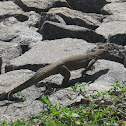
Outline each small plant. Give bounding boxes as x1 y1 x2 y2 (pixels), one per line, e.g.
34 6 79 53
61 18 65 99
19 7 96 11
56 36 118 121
14 91 26 101
1 81 126 126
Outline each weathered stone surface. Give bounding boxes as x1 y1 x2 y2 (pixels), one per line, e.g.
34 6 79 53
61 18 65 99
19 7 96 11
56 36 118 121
84 60 126 83
102 2 126 15
86 13 105 22
0 41 22 73
0 70 35 95
40 21 105 42
94 43 125 65
49 81 114 107
47 7 101 30
0 1 23 16
103 13 126 22
0 17 42 44
5 38 97 72
0 41 22 63
24 11 41 30
14 0 70 13
0 1 29 22
39 12 66 29
67 0 108 13
95 21 126 45
0 69 45 122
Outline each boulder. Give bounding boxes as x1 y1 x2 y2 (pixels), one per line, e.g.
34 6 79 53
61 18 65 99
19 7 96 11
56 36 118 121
5 38 97 72
94 43 126 65
24 11 41 30
0 41 22 73
14 0 70 13
0 41 22 63
0 1 28 22
49 81 114 107
40 21 105 42
0 17 42 45
0 69 44 122
39 12 66 29
103 13 126 22
102 2 126 15
66 0 108 13
46 7 101 30
84 60 126 84
95 21 126 45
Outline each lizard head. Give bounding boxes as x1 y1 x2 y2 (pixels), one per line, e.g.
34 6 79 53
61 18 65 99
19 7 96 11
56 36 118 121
94 49 110 59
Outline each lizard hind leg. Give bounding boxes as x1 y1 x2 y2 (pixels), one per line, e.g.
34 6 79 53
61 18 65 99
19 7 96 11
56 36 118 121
59 65 71 87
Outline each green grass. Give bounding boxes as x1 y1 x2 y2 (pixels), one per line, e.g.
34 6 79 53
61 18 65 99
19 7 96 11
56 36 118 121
0 81 126 126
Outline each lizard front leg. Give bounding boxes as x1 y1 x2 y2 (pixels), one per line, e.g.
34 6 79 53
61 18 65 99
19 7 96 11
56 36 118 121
82 58 98 76
59 65 71 87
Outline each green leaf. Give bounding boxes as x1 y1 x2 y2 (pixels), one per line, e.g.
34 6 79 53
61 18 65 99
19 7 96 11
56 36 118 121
42 96 49 104
71 113 79 118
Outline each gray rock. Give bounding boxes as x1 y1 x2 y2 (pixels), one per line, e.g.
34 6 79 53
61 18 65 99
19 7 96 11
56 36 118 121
0 41 22 73
0 1 28 22
0 41 22 63
102 2 126 15
5 38 97 72
14 0 70 13
0 69 35 95
47 7 101 30
0 1 23 16
103 13 126 22
40 21 105 42
24 11 41 30
95 21 126 45
49 81 114 107
0 69 45 122
86 13 105 22
39 12 66 29
84 59 126 83
67 0 108 13
94 43 125 65
0 17 42 44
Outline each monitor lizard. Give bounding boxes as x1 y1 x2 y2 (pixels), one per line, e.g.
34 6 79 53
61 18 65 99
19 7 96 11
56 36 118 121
0 49 109 100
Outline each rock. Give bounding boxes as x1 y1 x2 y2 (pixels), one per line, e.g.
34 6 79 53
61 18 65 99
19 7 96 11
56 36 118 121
102 2 126 15
94 43 125 65
46 7 101 30
40 21 105 42
49 87 84 107
0 70 35 95
0 41 22 73
5 38 97 72
84 81 113 95
0 41 22 63
67 0 108 13
14 0 70 13
49 80 114 107
0 69 45 122
95 21 126 45
103 13 126 22
84 60 126 84
24 11 41 30
86 13 105 22
0 1 28 22
39 12 66 29
0 17 42 45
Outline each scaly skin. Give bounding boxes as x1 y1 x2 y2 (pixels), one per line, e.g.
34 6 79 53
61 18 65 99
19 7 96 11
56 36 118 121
0 49 109 100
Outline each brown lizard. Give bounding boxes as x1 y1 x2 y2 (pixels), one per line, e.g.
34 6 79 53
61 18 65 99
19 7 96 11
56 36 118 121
0 49 109 100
